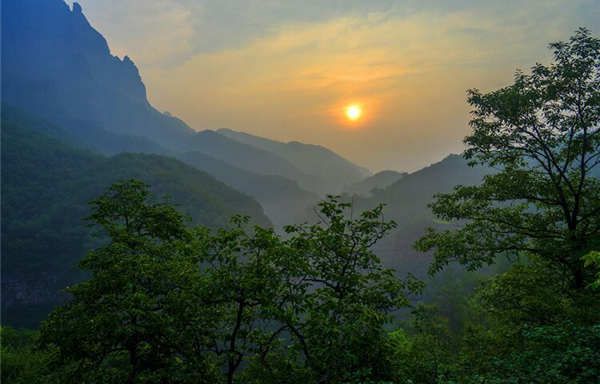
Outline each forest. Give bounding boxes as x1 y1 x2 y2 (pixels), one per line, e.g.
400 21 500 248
1 1 599 383
3 29 600 383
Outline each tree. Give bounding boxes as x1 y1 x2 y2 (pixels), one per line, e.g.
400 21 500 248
40 180 219 383
452 261 600 384
0 327 56 384
197 216 295 384
583 250 600 288
282 197 423 383
199 197 423 384
390 305 456 384
416 28 600 289
38 182 416 383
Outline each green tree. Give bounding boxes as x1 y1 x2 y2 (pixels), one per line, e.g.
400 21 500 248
37 182 416 384
583 250 600 288
197 216 300 384
391 305 456 384
283 197 423 383
414 29 600 384
453 263 600 383
416 28 600 288
39 180 219 383
1 327 56 384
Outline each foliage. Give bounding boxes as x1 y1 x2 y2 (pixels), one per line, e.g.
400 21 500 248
389 305 456 384
391 261 600 384
451 261 600 384
582 250 600 288
410 29 600 384
281 197 423 383
0 327 56 384
1 107 270 328
416 28 600 289
39 180 219 383
33 182 416 383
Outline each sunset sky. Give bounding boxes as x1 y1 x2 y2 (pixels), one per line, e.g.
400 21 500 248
68 0 599 172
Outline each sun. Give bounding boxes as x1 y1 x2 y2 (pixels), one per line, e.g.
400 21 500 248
345 104 362 121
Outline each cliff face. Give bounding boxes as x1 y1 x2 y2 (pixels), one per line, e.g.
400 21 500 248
2 0 193 149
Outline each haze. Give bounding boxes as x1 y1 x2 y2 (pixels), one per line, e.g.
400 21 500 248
67 0 598 171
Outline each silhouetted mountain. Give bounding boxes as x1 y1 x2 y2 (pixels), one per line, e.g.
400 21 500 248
1 0 347 202
1 107 270 327
177 151 319 228
218 128 371 194
0 0 492 299
186 130 313 184
344 170 407 196
355 155 490 276
2 0 195 150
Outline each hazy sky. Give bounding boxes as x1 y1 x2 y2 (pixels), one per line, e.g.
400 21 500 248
68 0 599 172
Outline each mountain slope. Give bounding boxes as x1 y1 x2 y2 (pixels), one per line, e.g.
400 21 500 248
344 170 407 196
0 0 324 191
218 128 370 194
185 130 311 182
355 155 490 276
177 151 319 228
1 108 270 327
2 0 195 150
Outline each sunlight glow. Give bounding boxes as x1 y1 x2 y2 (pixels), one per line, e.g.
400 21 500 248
345 104 362 121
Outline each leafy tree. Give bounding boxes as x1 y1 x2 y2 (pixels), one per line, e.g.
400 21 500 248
412 29 600 384
0 327 56 384
282 197 423 383
39 180 219 383
452 262 600 383
201 197 422 384
583 250 600 288
416 28 600 289
197 216 298 384
36 183 415 384
390 305 456 384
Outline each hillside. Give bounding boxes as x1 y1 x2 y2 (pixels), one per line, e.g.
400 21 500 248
1 109 270 327
218 128 370 194
0 0 337 198
356 155 490 275
344 170 407 196
184 130 312 185
177 151 319 227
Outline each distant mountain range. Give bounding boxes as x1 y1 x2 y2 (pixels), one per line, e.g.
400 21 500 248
343 170 407 196
218 128 371 194
1 106 270 327
0 0 491 328
176 150 318 228
2 0 368 197
355 154 490 276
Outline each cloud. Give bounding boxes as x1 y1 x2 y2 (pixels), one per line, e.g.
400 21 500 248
68 0 599 171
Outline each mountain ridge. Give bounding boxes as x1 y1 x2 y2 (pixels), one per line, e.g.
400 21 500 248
1 106 271 327
2 0 366 199
344 170 407 196
217 128 371 194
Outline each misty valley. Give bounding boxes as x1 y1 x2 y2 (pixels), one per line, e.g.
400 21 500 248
1 1 599 383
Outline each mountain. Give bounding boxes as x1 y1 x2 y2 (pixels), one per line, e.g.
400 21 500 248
344 170 407 196
218 128 371 194
177 151 319 228
1 107 270 327
354 155 490 276
2 0 351 196
2 0 194 150
184 130 313 185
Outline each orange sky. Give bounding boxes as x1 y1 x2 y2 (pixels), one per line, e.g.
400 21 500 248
70 0 599 171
